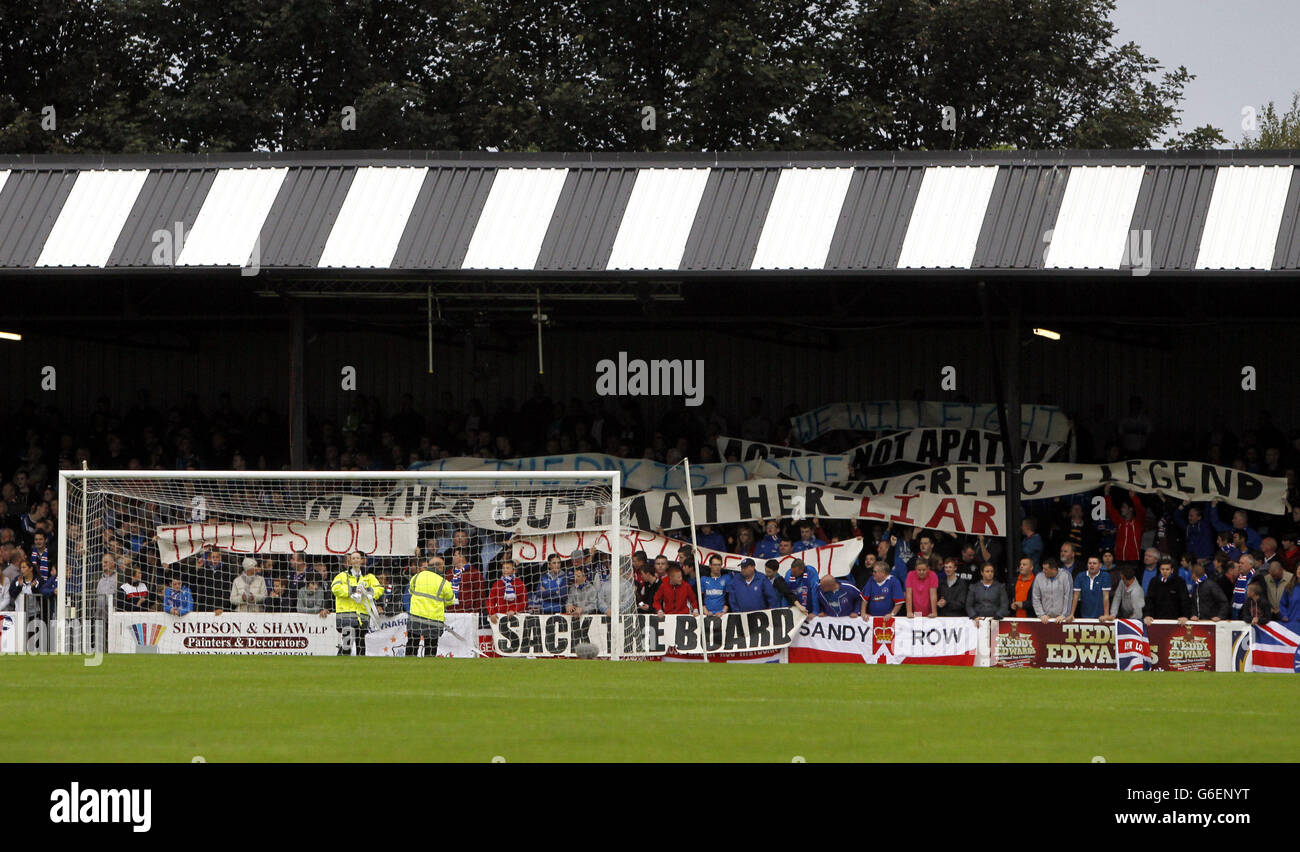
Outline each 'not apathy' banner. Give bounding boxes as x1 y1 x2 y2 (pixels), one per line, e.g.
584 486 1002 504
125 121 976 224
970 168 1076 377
717 428 1060 472
512 528 864 578
838 460 1285 513
790 401 1072 445
788 616 978 665
489 609 805 658
625 478 1004 537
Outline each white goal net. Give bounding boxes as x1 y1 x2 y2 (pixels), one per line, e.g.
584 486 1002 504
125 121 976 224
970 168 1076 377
58 470 629 657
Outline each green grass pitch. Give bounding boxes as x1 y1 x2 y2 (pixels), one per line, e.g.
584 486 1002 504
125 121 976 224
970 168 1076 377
5 656 1294 762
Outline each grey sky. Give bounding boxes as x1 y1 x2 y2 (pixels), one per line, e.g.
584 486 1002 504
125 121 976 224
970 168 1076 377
1111 0 1300 145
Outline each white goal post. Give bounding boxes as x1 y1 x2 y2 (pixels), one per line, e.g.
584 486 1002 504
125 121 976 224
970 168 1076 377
57 469 625 657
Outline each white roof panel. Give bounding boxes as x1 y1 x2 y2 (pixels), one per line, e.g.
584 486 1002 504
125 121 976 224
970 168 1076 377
1196 165 1293 269
606 168 709 270
461 168 568 269
176 168 288 266
896 166 998 268
1044 166 1145 269
751 168 855 269
35 170 149 267
317 167 427 268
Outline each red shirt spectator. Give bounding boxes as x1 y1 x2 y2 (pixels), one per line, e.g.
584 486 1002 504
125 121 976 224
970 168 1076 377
1105 487 1146 562
486 566 528 617
447 554 486 615
653 568 698 614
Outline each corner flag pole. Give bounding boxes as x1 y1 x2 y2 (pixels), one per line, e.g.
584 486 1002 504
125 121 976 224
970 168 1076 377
681 458 709 663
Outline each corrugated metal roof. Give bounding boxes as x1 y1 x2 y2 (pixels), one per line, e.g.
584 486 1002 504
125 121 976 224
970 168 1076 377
461 168 568 270
535 167 637 270
1127 165 1217 272
1196 166 1294 269
605 168 709 270
391 167 494 270
176 168 288 266
680 167 780 270
0 169 77 268
1273 168 1300 270
896 166 998 268
1043 166 1144 269
825 166 924 269
257 165 355 268
971 165 1068 269
750 168 854 269
107 168 216 267
35 170 148 267
317 167 426 268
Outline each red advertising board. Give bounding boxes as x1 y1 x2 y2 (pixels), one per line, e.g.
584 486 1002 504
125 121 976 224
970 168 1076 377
994 619 1116 669
1146 622 1216 671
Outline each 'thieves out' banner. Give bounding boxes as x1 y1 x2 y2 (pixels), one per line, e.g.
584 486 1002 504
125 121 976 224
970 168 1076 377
790 401 1073 445
155 519 418 564
788 616 977 665
489 608 806 658
625 479 1004 537
512 529 864 578
718 428 1061 470
411 455 794 490
839 460 1285 512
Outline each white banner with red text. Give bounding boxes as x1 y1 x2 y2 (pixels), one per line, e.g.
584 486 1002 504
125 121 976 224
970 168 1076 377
155 518 418 565
788 616 980 665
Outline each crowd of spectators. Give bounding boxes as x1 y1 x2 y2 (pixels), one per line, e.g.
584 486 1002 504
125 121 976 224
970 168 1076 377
2 388 1299 642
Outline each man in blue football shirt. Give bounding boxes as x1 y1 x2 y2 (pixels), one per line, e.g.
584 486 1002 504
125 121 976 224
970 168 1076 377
861 562 905 618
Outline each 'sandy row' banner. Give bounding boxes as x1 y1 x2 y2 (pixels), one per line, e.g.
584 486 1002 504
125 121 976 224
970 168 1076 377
411 454 802 490
994 619 1222 671
718 428 1061 470
838 459 1285 513
109 613 337 655
489 608 805 658
155 519 418 564
512 528 864 578
625 478 1003 537
790 401 1073 445
788 616 977 665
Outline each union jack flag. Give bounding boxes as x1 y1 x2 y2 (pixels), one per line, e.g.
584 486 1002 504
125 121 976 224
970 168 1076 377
1116 619 1151 671
1250 622 1300 674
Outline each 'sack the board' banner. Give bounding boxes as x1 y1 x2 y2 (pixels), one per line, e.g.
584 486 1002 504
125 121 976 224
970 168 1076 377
489 608 806 658
411 455 788 490
512 529 864 578
155 519 418 564
305 488 610 533
788 616 977 665
625 478 1003 537
837 460 1286 513
108 613 337 655
994 619 1117 669
790 401 1072 445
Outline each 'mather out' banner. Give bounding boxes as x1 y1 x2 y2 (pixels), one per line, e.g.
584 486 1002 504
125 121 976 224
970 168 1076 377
789 616 977 665
155 519 418 564
305 488 610 533
625 478 1003 537
490 609 806 658
513 529 864 578
790 401 1072 444
839 460 1285 512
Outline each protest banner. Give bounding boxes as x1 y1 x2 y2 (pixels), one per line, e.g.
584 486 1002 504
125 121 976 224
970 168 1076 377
489 609 805 658
512 528 863 577
411 454 783 490
790 401 1072 445
788 616 977 665
155 518 417 564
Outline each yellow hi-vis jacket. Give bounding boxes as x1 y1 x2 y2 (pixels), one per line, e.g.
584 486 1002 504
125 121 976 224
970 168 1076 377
407 569 456 622
331 570 385 616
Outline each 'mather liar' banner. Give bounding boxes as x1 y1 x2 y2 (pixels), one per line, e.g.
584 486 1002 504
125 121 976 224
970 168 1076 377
718 429 1061 471
490 609 806 657
411 455 790 490
155 519 418 564
839 460 1286 512
790 401 1073 445
513 529 864 578
625 479 1003 537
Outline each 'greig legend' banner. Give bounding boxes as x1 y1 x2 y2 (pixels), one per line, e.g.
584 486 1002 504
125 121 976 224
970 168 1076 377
513 528 864 578
490 609 806 658
791 401 1072 445
625 478 1003 536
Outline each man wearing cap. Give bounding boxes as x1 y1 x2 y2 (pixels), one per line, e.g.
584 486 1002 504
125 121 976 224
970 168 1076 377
331 551 385 656
726 558 779 612
229 557 268 613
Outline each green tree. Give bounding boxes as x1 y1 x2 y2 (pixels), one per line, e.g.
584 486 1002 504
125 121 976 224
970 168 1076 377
1165 124 1230 151
1239 92 1300 149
